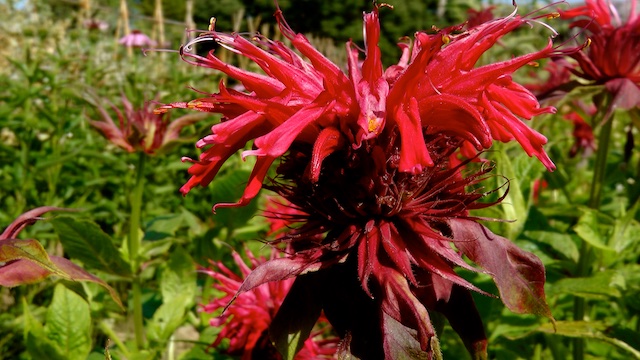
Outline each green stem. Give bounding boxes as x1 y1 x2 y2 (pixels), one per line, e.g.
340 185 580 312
573 108 614 360
129 152 146 350
98 321 131 359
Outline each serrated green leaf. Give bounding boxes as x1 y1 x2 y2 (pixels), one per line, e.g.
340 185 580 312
24 296 66 360
537 321 640 359
51 216 132 276
45 284 92 360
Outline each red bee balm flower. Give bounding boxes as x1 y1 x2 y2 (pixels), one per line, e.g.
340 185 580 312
559 0 640 107
162 4 557 359
87 94 206 154
158 5 562 210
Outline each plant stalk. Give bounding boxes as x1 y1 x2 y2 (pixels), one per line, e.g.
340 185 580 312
129 152 146 350
573 107 614 360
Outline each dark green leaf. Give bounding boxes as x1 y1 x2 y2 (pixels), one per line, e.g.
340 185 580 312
51 216 131 276
271 276 323 360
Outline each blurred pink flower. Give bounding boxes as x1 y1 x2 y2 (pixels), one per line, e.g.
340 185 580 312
119 30 156 48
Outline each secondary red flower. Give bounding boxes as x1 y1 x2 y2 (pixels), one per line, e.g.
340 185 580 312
87 94 206 154
158 4 562 210
201 249 337 360
559 0 640 107
564 103 596 158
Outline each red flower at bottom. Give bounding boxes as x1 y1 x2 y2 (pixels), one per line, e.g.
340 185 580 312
201 250 337 360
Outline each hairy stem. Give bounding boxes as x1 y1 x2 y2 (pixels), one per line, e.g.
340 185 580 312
129 152 146 350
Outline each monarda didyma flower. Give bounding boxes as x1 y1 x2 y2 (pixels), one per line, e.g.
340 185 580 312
160 3 563 359
87 94 206 155
559 0 640 108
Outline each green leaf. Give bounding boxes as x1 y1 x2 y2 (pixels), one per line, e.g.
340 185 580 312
22 297 65 360
144 214 184 241
537 321 640 359
573 209 615 252
493 148 529 239
51 216 132 276
146 293 191 344
523 231 579 262
610 198 640 252
45 284 92 360
160 246 196 304
548 271 622 299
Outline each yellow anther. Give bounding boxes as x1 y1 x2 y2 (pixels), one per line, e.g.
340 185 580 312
547 12 560 20
367 116 380 133
586 38 592 47
442 35 451 44
528 61 540 67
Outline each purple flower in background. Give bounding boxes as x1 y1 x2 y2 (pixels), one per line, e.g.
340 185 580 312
119 30 156 48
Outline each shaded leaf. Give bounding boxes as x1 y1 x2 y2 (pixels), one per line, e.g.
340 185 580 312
50 256 123 309
51 216 131 276
1 206 72 240
144 214 184 241
382 312 430 360
270 275 323 360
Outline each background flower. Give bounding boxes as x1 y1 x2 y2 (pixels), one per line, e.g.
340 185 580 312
87 94 206 154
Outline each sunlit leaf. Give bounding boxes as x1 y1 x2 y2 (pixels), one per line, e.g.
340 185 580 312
537 321 640 359
45 284 92 360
